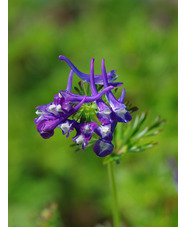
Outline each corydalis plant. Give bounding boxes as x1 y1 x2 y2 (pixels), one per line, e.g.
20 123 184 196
34 55 166 227
34 56 134 157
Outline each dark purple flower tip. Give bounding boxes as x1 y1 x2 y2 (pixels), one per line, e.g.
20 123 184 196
36 118 60 139
114 108 132 123
124 111 132 122
40 130 54 139
93 139 114 157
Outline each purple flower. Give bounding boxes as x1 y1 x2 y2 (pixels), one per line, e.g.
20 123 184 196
94 124 113 141
93 121 117 157
72 122 98 150
35 95 87 139
93 139 114 157
36 117 55 139
35 93 73 119
58 119 75 138
101 59 132 123
94 122 117 142
89 58 115 124
34 55 133 158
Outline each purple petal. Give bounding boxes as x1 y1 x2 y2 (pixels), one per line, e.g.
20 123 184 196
111 121 117 132
93 139 114 157
54 93 63 105
35 103 52 115
94 124 113 141
124 111 132 122
53 93 73 114
82 122 98 138
58 119 75 138
74 121 98 140
95 99 114 124
97 109 115 125
36 118 60 139
72 121 98 150
40 130 54 139
114 109 132 123
72 134 86 147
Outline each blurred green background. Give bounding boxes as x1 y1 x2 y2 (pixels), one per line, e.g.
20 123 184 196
8 0 178 226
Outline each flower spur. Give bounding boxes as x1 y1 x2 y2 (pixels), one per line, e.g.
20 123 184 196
59 55 123 87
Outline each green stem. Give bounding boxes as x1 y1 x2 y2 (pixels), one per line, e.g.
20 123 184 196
107 161 120 227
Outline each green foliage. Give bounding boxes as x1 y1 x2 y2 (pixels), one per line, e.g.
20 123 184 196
104 112 166 164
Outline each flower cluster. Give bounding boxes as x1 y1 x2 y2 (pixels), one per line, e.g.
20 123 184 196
34 56 132 157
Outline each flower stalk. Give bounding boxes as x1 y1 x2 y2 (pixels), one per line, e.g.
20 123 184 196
107 161 120 227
